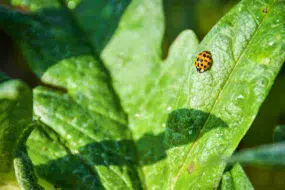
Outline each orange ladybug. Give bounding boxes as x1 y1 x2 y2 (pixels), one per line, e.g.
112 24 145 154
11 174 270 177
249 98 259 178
194 51 212 73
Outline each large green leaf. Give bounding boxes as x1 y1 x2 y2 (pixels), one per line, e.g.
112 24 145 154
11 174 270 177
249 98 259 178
1 0 284 189
1 0 200 188
102 0 165 112
131 30 199 188
0 1 141 189
103 0 284 189
103 0 285 188
102 0 200 188
164 0 284 189
0 79 42 189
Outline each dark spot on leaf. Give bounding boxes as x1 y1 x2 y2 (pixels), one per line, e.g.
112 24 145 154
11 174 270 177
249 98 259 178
262 7 267 13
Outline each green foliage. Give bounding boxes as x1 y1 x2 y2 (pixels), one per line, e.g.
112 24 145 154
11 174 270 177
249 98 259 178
0 80 32 172
221 164 253 190
229 143 285 166
274 125 285 142
0 0 284 189
0 72 9 83
228 124 285 167
0 79 42 189
14 123 44 190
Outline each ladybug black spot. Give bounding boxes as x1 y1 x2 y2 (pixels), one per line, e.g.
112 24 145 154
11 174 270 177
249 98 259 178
201 63 204 66
203 54 206 57
204 65 206 68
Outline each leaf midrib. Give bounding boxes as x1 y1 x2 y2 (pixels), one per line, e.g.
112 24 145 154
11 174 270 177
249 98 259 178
171 1 279 188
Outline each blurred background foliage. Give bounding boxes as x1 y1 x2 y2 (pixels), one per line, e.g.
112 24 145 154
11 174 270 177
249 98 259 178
0 0 284 189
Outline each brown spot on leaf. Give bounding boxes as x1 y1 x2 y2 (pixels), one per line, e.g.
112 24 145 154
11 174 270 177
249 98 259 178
187 162 195 174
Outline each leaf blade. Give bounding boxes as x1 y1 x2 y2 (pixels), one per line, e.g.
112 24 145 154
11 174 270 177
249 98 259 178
0 79 42 189
165 0 285 189
0 3 142 189
274 125 285 142
230 164 253 190
229 142 285 166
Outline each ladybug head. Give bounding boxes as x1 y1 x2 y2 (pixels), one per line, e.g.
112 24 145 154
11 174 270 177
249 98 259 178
196 67 204 73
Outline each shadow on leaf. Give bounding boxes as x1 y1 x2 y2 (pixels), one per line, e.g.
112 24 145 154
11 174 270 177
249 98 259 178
0 0 131 77
34 108 227 188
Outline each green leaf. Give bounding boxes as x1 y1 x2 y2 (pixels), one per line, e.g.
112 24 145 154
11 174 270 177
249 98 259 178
104 0 285 188
103 0 200 188
71 0 131 52
229 142 285 166
102 0 165 112
14 123 44 190
0 1 141 189
0 80 32 172
0 5 91 77
274 125 285 142
230 164 253 190
221 164 253 190
163 0 285 189
2 0 285 189
11 0 59 10
2 0 194 188
221 172 234 190
0 80 42 189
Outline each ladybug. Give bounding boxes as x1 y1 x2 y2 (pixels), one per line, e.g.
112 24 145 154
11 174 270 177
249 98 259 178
194 51 212 73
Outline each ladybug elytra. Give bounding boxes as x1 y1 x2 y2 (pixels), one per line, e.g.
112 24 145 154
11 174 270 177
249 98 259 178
194 51 212 73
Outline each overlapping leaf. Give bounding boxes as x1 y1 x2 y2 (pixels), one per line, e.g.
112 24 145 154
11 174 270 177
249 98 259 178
0 0 141 189
0 79 42 189
229 143 285 166
221 164 253 190
1 0 284 189
102 0 285 188
163 0 285 189
102 0 200 188
274 125 285 142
